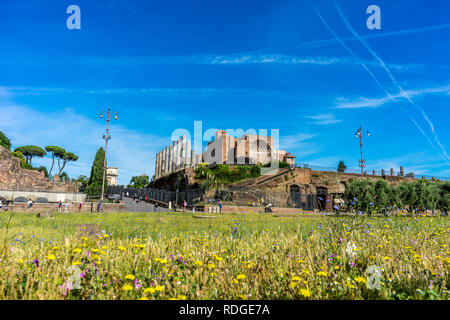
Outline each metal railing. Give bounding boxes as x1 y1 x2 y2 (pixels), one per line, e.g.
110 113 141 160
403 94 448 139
295 163 450 181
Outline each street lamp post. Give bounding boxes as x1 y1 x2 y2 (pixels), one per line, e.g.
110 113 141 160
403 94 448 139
100 108 118 203
355 127 370 176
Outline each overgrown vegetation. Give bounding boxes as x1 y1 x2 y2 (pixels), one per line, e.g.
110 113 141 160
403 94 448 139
344 178 450 215
195 164 261 184
0 212 448 300
0 130 11 150
195 161 291 185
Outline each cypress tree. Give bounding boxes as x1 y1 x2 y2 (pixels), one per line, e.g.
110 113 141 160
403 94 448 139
86 147 107 197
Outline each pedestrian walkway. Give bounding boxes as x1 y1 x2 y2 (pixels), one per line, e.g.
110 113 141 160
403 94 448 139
122 197 168 212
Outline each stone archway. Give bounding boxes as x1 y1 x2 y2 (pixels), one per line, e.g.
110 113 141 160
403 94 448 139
36 197 49 203
14 197 28 203
290 185 301 207
316 187 328 211
0 196 7 205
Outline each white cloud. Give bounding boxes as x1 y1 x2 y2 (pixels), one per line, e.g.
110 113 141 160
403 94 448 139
0 86 305 100
305 113 342 125
279 133 320 158
0 103 167 185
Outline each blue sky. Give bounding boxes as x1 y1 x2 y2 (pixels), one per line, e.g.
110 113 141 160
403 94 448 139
0 0 449 184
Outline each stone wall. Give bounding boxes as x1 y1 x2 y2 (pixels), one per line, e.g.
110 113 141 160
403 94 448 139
0 145 77 193
9 202 124 213
204 205 311 214
226 168 416 209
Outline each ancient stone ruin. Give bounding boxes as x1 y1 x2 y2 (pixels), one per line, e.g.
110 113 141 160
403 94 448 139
0 145 76 193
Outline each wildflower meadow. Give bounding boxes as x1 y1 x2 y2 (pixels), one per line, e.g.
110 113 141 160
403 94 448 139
0 211 448 300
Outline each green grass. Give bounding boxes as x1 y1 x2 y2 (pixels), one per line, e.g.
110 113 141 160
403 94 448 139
0 211 448 300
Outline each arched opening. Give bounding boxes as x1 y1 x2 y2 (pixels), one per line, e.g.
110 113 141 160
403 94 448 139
0 196 7 205
316 187 328 211
36 197 49 204
290 185 301 208
14 197 28 203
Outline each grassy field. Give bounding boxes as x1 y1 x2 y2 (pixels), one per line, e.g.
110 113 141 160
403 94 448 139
0 211 448 300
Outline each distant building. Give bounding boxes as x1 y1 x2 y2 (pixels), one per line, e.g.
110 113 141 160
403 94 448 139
106 167 118 186
154 130 295 179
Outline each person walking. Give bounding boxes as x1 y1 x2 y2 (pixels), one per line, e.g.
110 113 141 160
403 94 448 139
97 201 102 213
173 201 177 212
154 202 159 212
27 199 33 212
58 200 63 213
218 200 222 213
183 200 187 212
79 202 83 212
64 202 69 213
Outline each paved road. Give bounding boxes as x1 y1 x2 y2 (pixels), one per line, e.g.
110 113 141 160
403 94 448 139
122 197 168 212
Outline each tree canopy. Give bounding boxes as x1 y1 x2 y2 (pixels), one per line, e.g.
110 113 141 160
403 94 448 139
128 174 150 189
45 146 66 175
58 151 78 176
13 145 46 164
0 131 11 150
344 178 445 215
337 161 347 173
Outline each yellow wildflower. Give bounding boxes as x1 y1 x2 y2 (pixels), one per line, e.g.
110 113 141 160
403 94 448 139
300 288 311 297
122 284 133 291
144 288 156 294
354 276 367 284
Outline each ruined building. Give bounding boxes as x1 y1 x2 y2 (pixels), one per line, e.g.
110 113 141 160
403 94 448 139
154 130 295 180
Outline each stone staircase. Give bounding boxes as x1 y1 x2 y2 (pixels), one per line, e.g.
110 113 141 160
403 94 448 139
231 168 293 190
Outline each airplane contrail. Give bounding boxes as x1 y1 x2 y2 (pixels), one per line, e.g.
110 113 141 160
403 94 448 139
222 21 450 57
313 6 450 165
334 0 450 163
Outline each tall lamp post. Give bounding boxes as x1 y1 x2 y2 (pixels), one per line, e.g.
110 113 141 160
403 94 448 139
100 108 118 203
355 127 370 176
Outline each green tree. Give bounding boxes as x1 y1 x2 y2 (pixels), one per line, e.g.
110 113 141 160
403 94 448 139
0 131 11 150
373 179 400 215
438 182 450 215
343 178 375 215
57 151 78 176
337 161 347 173
86 148 107 197
399 180 440 214
13 145 46 165
45 146 66 175
37 166 49 178
72 175 89 192
128 174 150 189
59 172 69 182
